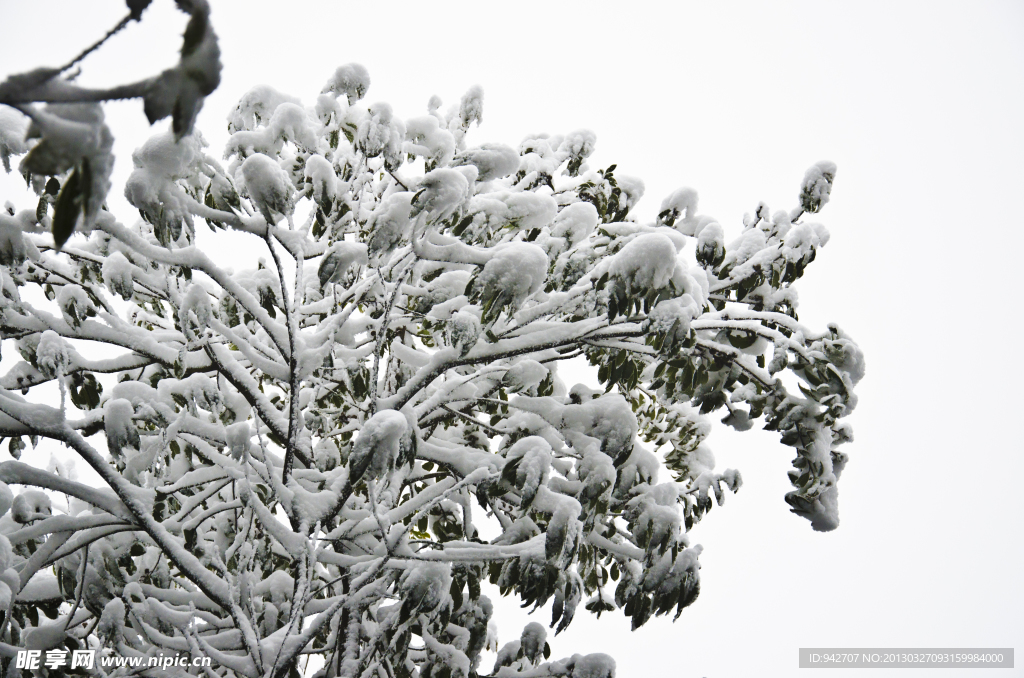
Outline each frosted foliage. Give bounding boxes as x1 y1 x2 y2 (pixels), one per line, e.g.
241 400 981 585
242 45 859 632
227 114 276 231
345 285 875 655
356 102 395 158
240 152 294 223
319 241 368 288
412 167 468 221
649 295 701 337
562 395 637 460
551 202 599 245
227 85 301 132
305 153 337 205
459 84 485 128
368 192 413 256
349 409 407 481
658 187 700 234
0 209 35 266
101 250 134 300
455 143 520 181
473 242 548 314
227 102 318 156
799 160 837 214
322 63 371 104
406 116 457 168
615 175 644 211
503 359 549 393
34 330 68 379
0 51 861 678
0 107 29 172
559 129 596 175
610 233 678 291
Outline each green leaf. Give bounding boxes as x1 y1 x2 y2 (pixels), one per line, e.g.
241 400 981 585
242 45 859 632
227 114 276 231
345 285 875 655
52 163 89 250
8 437 25 460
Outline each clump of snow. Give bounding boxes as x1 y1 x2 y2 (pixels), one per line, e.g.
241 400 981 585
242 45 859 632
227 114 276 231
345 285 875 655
226 421 251 460
610 233 678 292
458 85 484 129
502 360 548 393
446 310 481 355
411 168 468 222
35 330 69 379
658 187 699 232
0 107 29 172
787 482 840 532
399 562 451 614
240 153 294 223
368 192 413 257
627 487 681 554
356 102 395 157
722 227 767 270
101 251 135 300
454 143 520 182
551 202 599 246
504 193 557 230
782 222 830 262
0 209 36 266
124 130 207 232
493 640 522 672
11 490 51 524
473 242 548 312
822 326 866 385
648 295 701 338
405 116 456 168
561 394 637 460
227 102 318 156
676 443 715 481
616 175 645 213
313 439 341 472
505 436 552 507
416 269 470 314
571 653 615 678
558 130 597 175
578 449 616 505
695 221 725 267
520 621 546 662
253 569 294 605
24 620 68 651
318 241 368 289
322 63 371 104
227 85 301 133
349 409 408 481
95 596 125 644
57 284 94 327
180 283 213 334
799 160 837 214
105 399 140 457
0 534 11 572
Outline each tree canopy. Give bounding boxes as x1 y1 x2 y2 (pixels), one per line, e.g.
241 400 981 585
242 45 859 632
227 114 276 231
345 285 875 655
0 3 863 677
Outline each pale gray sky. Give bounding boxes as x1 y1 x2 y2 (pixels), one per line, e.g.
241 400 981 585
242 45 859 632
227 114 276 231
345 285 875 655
1 1 1022 676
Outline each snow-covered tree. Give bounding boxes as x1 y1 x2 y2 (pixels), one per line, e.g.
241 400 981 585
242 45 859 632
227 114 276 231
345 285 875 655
0 4 863 677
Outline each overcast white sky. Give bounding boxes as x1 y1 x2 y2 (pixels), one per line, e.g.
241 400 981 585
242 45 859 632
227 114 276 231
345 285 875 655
1 1 1022 676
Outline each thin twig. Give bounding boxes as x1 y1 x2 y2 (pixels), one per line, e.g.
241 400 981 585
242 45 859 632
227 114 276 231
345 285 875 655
64 542 89 632
56 13 134 76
